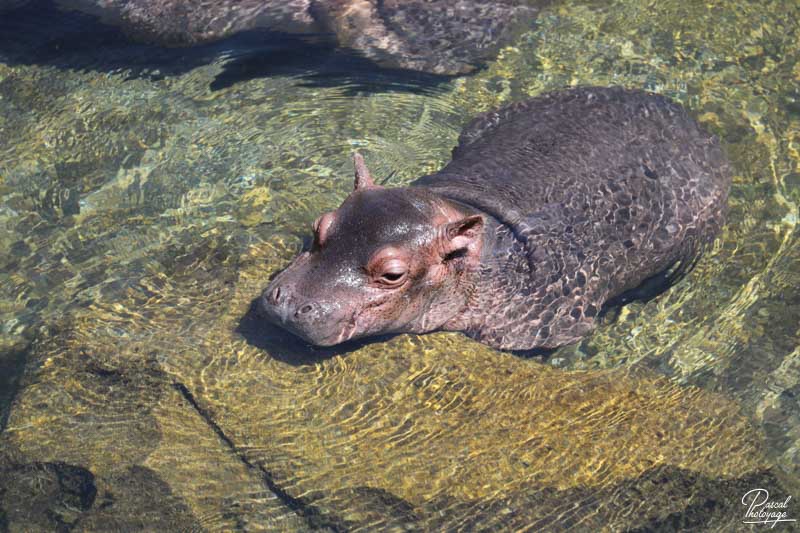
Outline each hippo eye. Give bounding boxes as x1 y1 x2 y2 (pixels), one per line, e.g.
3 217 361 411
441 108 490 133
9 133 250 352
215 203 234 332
373 259 408 287
377 271 406 287
382 271 404 282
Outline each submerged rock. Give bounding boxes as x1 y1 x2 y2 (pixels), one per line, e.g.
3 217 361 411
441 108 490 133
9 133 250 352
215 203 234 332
55 0 317 44
18 0 544 75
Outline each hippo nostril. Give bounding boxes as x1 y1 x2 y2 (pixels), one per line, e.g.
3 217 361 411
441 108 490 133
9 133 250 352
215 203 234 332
268 286 282 305
296 303 314 316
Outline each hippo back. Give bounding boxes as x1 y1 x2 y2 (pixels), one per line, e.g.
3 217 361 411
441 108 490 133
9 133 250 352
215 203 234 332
413 87 731 349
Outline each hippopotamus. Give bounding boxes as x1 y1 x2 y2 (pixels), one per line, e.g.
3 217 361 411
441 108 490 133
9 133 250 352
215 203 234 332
17 0 543 75
260 86 732 350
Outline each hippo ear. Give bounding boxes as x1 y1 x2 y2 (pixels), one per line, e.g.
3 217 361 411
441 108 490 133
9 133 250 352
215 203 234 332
352 152 377 190
441 215 484 256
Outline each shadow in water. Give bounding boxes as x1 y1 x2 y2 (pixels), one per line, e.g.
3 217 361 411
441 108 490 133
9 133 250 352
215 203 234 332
601 252 700 318
236 299 398 366
0 347 27 434
0 0 452 96
238 240 702 364
511 345 559 361
213 42 453 95
239 251 702 365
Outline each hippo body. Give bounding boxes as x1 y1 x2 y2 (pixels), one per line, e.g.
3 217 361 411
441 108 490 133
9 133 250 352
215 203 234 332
262 87 731 350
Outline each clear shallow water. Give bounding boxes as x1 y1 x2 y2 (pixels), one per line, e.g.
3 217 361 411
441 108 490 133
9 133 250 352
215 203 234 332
0 0 799 531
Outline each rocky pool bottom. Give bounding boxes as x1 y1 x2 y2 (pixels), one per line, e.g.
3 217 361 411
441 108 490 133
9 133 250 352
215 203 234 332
0 244 794 530
1 0 800 530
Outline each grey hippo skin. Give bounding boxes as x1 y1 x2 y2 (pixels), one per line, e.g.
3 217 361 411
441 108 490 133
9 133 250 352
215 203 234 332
14 0 543 75
261 86 732 351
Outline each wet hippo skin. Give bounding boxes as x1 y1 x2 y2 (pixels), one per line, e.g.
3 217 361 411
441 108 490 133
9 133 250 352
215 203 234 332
30 0 543 75
261 86 732 350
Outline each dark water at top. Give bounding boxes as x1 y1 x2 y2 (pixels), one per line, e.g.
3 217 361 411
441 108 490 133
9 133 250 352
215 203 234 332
0 0 799 531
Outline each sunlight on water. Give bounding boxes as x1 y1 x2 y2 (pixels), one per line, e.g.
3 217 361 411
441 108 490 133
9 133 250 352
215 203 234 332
1 0 799 530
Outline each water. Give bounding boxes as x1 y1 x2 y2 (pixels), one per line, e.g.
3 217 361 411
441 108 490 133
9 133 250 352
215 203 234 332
0 0 799 530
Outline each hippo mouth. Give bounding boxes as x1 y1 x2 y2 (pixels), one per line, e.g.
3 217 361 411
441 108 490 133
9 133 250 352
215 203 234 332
292 315 362 347
334 313 362 345
316 302 384 346
328 296 397 345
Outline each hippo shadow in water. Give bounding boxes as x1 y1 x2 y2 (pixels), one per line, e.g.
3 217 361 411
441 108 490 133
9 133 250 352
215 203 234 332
239 260 690 366
210 37 453 95
242 194 701 364
0 0 452 95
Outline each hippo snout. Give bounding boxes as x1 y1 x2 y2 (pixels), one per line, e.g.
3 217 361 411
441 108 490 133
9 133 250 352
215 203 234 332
261 284 318 322
259 281 348 345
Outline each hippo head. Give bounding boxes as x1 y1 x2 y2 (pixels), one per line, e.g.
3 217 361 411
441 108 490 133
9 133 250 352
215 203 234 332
260 154 484 346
